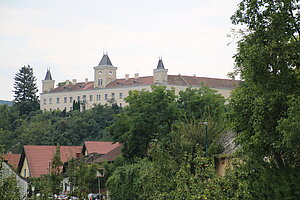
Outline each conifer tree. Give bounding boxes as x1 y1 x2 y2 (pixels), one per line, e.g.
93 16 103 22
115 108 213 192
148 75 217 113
13 65 39 114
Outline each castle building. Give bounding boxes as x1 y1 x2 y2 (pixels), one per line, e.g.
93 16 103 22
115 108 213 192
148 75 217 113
40 54 239 111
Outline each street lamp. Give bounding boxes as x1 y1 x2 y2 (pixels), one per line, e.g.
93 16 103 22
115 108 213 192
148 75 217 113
202 122 208 157
96 168 105 195
31 186 35 198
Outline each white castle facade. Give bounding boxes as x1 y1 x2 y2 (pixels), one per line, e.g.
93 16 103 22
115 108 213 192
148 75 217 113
40 54 239 111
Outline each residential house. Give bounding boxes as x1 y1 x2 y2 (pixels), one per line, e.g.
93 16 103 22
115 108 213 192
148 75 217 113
3 153 21 169
62 142 122 195
1 161 29 199
82 141 122 156
18 145 82 178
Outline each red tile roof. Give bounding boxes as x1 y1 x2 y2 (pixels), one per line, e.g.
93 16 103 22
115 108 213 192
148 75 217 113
19 145 82 177
48 75 239 93
83 141 122 155
169 75 240 89
50 81 94 93
3 154 21 169
97 145 122 162
106 76 154 88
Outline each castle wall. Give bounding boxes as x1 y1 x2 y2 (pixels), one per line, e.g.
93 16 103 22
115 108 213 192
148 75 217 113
40 84 232 111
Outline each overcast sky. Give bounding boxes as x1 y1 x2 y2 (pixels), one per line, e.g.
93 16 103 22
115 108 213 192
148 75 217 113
0 0 242 101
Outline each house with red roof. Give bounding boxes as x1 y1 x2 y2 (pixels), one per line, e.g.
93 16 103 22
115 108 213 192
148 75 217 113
18 145 82 178
82 141 122 156
3 153 21 169
40 54 240 112
62 142 122 195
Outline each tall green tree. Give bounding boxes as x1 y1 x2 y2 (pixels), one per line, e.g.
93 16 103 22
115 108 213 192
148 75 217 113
229 0 299 169
13 65 39 115
49 146 63 195
228 0 300 198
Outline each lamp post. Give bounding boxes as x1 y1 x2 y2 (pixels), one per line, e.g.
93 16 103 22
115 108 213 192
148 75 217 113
96 169 105 195
202 122 208 157
31 186 35 198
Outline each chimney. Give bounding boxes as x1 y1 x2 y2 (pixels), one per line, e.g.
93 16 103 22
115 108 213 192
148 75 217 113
134 73 139 79
72 79 77 84
85 78 88 84
66 80 71 85
125 74 129 80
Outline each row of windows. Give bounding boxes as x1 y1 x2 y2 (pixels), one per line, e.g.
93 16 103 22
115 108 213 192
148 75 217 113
43 102 123 112
43 93 124 105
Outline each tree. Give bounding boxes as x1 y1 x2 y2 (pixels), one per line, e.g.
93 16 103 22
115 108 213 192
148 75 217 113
72 100 80 111
229 0 299 169
107 159 149 200
67 159 98 199
228 0 300 198
13 65 39 115
109 86 178 159
49 146 63 195
178 86 226 121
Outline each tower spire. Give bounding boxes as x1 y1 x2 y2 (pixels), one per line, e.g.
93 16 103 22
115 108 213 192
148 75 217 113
156 57 165 69
44 69 53 80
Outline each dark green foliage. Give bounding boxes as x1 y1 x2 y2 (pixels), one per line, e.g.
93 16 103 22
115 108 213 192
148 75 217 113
49 146 63 195
107 122 249 200
72 100 80 111
109 86 178 159
229 0 299 168
13 65 39 115
227 0 300 198
107 159 150 200
110 85 226 160
67 159 98 199
29 176 51 199
178 86 226 121
0 104 121 153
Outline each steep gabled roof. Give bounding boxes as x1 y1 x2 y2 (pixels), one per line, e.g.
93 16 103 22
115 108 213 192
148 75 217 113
3 154 21 169
156 58 165 69
18 145 82 177
83 141 122 155
97 144 122 162
44 69 53 80
99 54 113 66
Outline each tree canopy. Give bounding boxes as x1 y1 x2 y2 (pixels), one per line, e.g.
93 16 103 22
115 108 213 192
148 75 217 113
227 0 300 198
109 85 226 160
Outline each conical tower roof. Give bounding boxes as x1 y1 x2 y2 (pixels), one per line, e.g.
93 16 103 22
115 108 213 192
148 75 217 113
44 69 53 80
99 54 113 66
156 58 165 69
